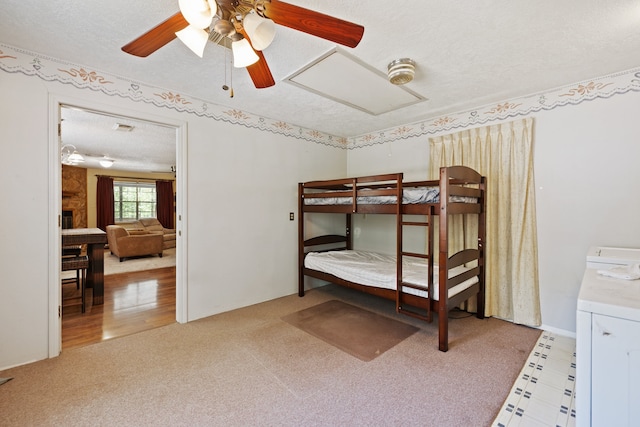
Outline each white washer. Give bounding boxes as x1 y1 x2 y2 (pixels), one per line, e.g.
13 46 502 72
576 247 640 427
585 246 640 269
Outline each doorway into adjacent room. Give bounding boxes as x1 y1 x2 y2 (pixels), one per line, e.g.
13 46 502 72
56 104 184 351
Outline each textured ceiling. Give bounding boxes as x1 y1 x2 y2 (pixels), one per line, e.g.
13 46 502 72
61 107 177 173
3 0 640 171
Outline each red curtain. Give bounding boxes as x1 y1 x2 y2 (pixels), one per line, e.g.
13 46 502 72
96 176 114 231
156 180 174 229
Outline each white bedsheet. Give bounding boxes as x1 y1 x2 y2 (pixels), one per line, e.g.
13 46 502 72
304 186 440 205
304 250 478 300
304 186 475 206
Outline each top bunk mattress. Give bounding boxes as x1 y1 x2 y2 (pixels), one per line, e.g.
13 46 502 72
304 250 478 300
303 187 475 206
304 186 439 205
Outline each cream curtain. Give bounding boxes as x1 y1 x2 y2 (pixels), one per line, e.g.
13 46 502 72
429 117 541 326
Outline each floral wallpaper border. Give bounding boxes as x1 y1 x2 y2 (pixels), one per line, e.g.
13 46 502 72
350 73 640 149
0 43 348 148
2 43 639 150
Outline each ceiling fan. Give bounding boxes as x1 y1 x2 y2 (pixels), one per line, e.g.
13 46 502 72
121 0 365 89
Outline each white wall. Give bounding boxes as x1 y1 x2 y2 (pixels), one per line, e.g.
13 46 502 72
347 90 640 335
534 92 640 334
0 71 346 370
0 74 50 367
183 112 345 319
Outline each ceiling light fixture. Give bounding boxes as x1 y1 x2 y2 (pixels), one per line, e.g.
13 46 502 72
178 0 218 29
176 0 275 68
123 1 365 91
242 11 276 51
387 58 416 85
176 25 209 57
67 152 85 164
99 157 115 168
231 37 259 67
61 144 85 165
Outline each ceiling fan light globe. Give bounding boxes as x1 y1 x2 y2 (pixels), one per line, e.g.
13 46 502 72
99 159 114 168
176 26 209 57
67 151 85 164
178 0 216 29
243 12 276 51
207 0 218 17
232 38 259 68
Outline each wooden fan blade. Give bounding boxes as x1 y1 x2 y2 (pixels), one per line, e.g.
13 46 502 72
238 28 275 88
263 0 364 48
246 50 276 88
121 12 188 57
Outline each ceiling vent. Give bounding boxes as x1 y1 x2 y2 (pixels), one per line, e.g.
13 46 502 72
112 123 135 132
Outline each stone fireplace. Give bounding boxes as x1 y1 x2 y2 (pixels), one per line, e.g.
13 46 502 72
62 164 87 228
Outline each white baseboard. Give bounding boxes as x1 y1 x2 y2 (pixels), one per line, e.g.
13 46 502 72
538 324 576 339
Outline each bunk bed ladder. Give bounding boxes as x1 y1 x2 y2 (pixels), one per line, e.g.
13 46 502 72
396 206 436 322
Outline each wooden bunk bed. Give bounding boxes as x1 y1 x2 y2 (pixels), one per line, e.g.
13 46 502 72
298 165 486 352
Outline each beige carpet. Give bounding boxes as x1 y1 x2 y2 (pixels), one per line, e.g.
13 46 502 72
0 284 541 426
283 300 418 361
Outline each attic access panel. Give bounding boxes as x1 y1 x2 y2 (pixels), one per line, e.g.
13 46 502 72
284 48 426 115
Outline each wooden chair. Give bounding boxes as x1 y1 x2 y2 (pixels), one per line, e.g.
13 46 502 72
62 245 82 257
61 255 89 313
61 245 83 289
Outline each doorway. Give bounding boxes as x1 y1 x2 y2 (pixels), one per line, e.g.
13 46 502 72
50 99 187 356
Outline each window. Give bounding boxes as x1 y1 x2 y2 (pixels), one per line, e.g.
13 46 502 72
114 181 156 222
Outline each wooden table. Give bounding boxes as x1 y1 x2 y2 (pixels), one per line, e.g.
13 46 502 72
62 228 107 305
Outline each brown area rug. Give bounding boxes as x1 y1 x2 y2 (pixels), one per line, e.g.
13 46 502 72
282 299 419 361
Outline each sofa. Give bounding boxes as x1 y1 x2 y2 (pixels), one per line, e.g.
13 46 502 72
119 218 176 249
106 225 164 262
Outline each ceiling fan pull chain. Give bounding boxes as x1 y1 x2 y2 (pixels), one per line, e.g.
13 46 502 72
230 52 234 98
222 45 229 91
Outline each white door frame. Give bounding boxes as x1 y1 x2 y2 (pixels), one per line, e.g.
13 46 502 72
48 94 188 357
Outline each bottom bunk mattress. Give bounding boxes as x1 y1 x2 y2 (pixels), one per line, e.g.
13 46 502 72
304 250 478 300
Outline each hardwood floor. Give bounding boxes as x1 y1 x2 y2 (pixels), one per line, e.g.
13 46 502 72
61 266 176 351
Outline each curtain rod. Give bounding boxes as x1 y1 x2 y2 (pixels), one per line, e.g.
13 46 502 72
95 174 174 182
